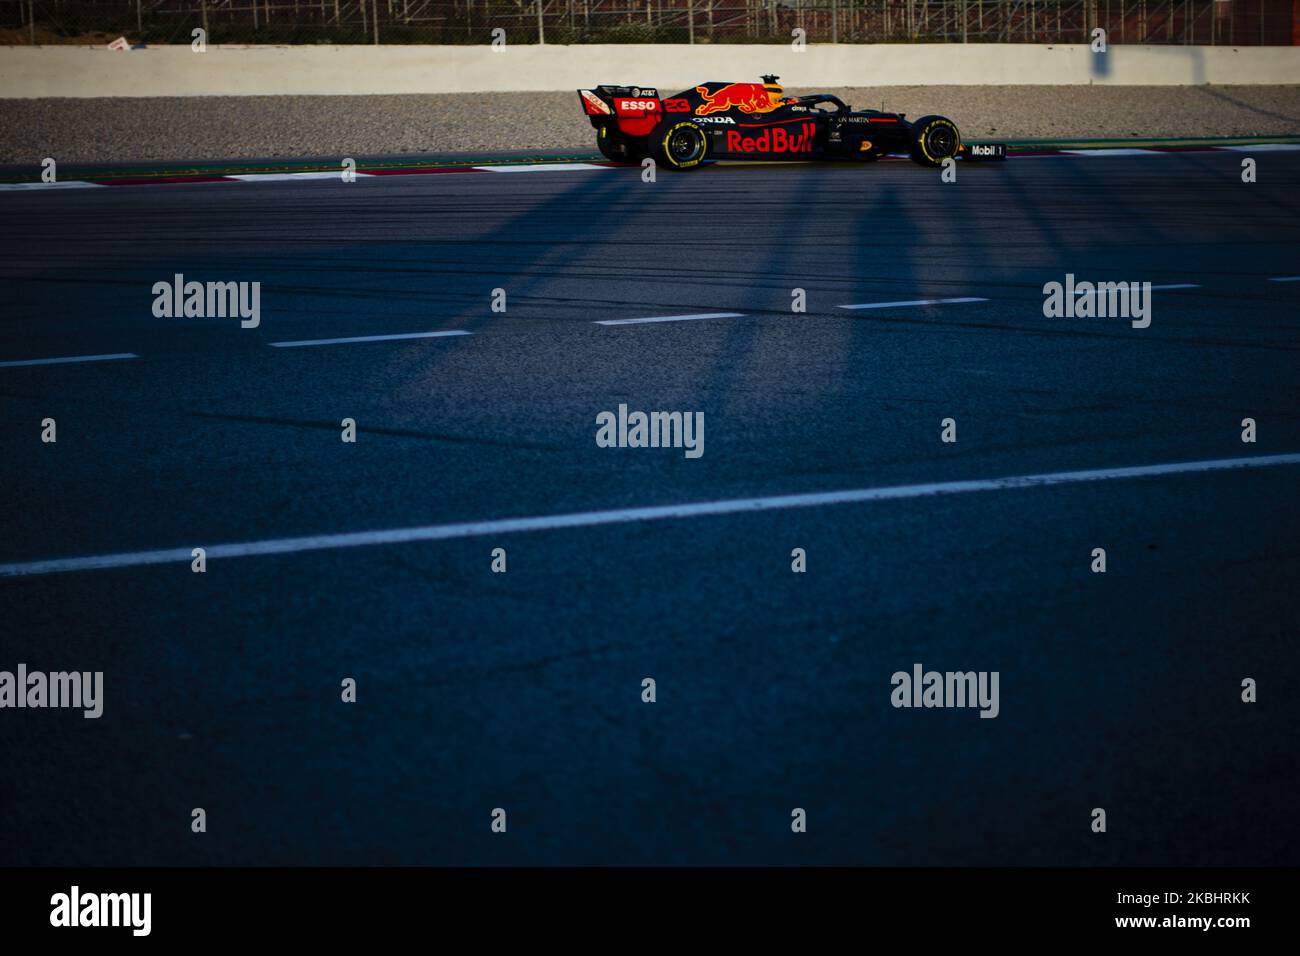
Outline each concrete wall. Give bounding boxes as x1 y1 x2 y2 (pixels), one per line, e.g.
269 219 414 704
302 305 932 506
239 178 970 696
3 43 1298 98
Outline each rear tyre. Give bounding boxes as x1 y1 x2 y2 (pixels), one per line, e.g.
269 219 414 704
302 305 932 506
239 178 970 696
908 115 961 167
651 121 708 171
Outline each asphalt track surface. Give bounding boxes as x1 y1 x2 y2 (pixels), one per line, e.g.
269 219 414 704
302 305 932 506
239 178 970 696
2 152 1298 866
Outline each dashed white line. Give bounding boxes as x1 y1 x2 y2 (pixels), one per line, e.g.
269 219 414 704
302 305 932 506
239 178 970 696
596 312 745 326
1074 284 1197 292
3 452 1297 579
269 330 471 348
0 352 138 369
838 297 988 310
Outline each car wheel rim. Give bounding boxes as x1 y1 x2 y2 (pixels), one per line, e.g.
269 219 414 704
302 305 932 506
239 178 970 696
926 125 956 158
669 130 703 163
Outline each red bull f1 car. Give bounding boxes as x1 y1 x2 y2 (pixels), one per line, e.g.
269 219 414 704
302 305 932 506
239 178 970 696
578 75 1006 170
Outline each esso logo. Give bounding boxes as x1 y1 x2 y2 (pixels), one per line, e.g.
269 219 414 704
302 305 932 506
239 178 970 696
616 99 659 113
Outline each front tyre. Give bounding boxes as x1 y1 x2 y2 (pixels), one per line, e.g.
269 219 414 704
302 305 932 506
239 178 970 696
909 115 961 167
651 121 708 171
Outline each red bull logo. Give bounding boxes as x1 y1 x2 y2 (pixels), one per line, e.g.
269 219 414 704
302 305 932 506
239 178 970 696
695 83 782 116
726 122 817 155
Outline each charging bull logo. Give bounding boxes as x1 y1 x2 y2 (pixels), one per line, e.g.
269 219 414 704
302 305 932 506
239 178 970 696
726 122 817 155
695 83 782 116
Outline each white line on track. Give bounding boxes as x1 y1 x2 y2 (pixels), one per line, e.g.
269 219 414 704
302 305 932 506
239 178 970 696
596 312 745 326
0 352 138 368
838 297 988 310
1074 284 1198 293
3 452 1297 579
228 172 376 182
1268 276 1300 282
269 330 471 348
0 181 106 191
1222 144 1300 152
1061 148 1159 157
475 163 612 173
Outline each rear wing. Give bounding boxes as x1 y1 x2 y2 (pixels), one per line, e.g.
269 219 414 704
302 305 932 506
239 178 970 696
578 86 662 138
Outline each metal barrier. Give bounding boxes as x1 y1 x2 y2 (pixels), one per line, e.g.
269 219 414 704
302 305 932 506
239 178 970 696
1 0 1295 46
